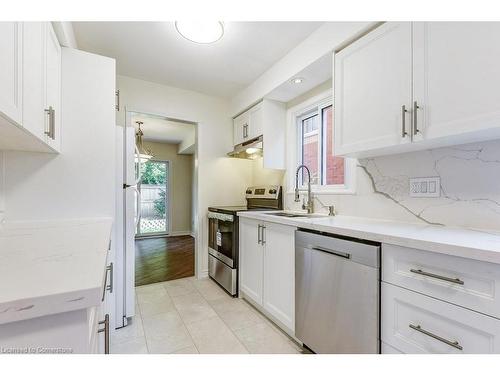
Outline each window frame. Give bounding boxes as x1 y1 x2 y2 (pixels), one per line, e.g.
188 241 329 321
287 90 356 195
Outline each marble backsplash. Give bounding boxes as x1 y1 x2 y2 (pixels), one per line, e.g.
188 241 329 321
285 139 500 232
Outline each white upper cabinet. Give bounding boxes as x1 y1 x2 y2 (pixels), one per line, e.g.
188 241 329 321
233 110 249 145
334 22 413 157
0 22 61 153
0 22 23 125
44 23 62 152
232 99 286 169
22 22 46 141
412 22 500 145
334 22 500 158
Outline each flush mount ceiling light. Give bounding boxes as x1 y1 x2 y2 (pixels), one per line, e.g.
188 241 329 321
175 21 224 44
290 77 304 84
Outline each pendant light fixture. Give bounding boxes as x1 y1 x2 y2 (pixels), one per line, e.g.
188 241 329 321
135 121 154 163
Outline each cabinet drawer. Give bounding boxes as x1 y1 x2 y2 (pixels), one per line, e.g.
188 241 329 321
382 282 500 354
382 244 500 318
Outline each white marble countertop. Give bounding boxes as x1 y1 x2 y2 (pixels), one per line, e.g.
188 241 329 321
237 211 500 265
0 217 113 325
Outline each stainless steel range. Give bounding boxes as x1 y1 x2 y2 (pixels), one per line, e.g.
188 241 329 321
207 185 283 295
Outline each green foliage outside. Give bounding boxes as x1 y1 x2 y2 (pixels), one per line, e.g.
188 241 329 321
139 161 167 217
140 161 167 185
154 189 167 217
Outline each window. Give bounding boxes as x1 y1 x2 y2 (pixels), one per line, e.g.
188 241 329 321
295 100 349 190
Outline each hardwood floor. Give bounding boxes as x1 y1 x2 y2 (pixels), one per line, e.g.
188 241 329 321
135 235 194 287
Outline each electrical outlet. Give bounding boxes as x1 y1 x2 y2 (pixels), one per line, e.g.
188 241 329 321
409 177 440 198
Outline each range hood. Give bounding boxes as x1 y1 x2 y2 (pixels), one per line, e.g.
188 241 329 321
227 136 263 160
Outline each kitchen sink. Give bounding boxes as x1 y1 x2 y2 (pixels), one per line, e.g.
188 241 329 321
264 212 328 218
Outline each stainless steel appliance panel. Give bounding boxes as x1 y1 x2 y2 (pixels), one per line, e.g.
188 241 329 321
295 230 380 354
209 255 237 295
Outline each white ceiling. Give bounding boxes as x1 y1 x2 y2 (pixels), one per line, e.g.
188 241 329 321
132 112 195 149
72 22 323 98
266 53 332 103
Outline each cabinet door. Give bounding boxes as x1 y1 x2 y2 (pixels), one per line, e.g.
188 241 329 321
44 23 62 152
239 218 264 305
0 22 23 125
334 22 412 157
262 222 295 331
413 22 500 144
247 103 263 140
233 111 248 145
22 22 46 141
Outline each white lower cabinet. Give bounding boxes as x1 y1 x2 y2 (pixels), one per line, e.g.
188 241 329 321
239 218 295 332
239 218 264 305
382 282 500 354
262 222 295 330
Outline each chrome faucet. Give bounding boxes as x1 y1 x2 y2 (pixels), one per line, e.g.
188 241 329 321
294 165 313 214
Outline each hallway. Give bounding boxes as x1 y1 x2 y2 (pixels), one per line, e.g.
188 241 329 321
135 236 195 286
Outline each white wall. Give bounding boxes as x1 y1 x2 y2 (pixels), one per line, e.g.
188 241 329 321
116 75 253 277
3 49 116 222
230 22 376 115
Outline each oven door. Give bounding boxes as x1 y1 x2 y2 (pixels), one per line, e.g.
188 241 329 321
208 212 236 268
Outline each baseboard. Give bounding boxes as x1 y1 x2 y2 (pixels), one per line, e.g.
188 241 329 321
169 231 192 237
198 269 209 279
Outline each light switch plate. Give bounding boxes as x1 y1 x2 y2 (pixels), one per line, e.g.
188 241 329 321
409 177 440 198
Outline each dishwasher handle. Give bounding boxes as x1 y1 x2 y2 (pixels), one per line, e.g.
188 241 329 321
312 246 351 259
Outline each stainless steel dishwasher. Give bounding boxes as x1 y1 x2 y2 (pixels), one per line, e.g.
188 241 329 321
295 229 380 354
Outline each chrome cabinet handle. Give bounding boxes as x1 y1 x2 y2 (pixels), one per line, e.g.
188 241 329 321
413 101 420 135
261 225 266 245
115 89 120 111
401 105 408 138
101 263 114 301
44 106 55 139
409 323 463 351
106 262 114 294
257 224 262 244
243 123 248 138
98 314 110 354
410 268 464 285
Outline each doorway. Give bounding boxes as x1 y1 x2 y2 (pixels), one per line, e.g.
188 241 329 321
136 160 169 237
130 112 197 287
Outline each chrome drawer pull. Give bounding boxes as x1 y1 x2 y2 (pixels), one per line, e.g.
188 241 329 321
312 246 351 259
410 268 464 285
409 323 463 351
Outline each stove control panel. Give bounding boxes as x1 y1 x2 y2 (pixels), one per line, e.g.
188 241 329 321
245 185 281 199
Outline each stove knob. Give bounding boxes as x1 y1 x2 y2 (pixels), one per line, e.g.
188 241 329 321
269 189 277 194
246 189 252 194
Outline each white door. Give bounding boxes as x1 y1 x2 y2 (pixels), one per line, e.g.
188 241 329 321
44 23 61 152
413 22 500 144
239 218 264 305
22 22 46 141
334 22 413 157
247 102 263 140
262 222 295 331
0 22 23 125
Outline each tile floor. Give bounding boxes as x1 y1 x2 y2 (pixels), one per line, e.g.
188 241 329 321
110 276 304 354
